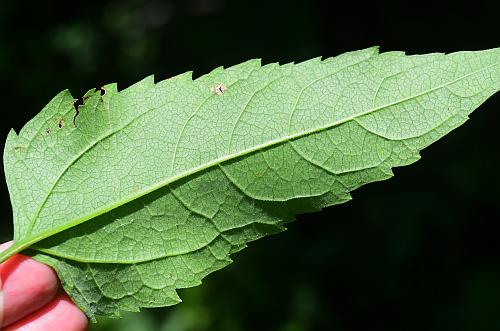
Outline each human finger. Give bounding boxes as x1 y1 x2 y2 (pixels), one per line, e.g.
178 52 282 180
4 291 88 331
0 241 59 327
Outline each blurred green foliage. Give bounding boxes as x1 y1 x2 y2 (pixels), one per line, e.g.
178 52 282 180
0 0 499 330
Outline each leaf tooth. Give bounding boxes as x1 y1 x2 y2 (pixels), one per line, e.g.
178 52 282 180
101 83 118 95
120 75 155 94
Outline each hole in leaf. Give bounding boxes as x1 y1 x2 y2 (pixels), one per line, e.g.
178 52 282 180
57 117 64 129
73 98 84 126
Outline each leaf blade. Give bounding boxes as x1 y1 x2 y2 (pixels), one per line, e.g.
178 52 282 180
3 46 499 319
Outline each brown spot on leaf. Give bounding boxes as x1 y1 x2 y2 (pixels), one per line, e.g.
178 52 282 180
45 127 51 135
211 84 227 95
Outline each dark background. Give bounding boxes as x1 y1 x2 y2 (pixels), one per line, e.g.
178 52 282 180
0 0 499 330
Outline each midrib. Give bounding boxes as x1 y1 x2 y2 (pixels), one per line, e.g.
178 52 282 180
20 61 498 256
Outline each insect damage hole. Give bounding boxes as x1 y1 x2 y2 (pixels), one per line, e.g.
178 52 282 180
211 84 227 95
73 98 84 126
57 117 65 129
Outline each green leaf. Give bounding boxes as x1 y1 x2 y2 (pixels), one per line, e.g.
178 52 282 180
1 47 499 320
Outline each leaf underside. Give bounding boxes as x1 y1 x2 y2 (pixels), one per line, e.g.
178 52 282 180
3 47 499 319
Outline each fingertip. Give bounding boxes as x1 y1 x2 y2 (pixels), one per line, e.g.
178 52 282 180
59 292 89 331
1 252 59 327
4 291 88 331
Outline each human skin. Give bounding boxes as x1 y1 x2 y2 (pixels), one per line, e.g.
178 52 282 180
0 242 88 330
